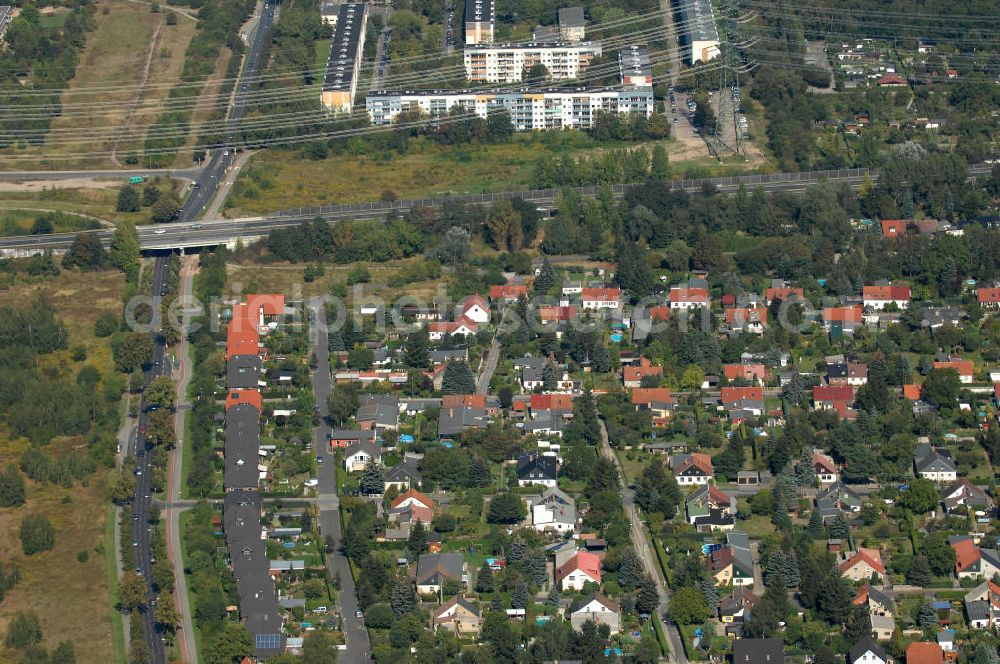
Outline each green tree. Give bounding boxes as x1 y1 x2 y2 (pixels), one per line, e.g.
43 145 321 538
4 611 42 649
901 478 940 515
114 332 154 373
205 623 253 664
0 464 25 507
921 368 961 408
117 186 141 212
922 532 957 576
636 576 659 615
511 579 529 610
19 514 54 555
669 586 710 625
117 571 147 611
51 641 76 664
907 554 932 586
326 383 358 425
973 643 998 664
359 460 384 495
62 232 107 269
109 223 140 280
302 631 338 664
534 257 556 293
844 604 873 644
155 601 179 634
144 376 176 410
151 195 181 224
30 215 54 235
476 562 494 593
486 493 526 524
650 144 669 180
918 602 938 628
442 360 476 394
404 326 430 368
142 185 161 207
618 549 644 589
408 520 428 555
391 575 417 617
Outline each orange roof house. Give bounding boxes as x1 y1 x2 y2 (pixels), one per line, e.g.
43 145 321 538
878 73 907 86
581 287 622 306
246 293 286 318
839 548 885 580
490 284 529 300
539 306 578 322
952 538 981 575
631 387 673 407
670 286 710 306
881 219 907 237
823 305 863 329
906 642 944 664
978 287 1000 307
391 488 435 511
863 285 911 306
764 286 804 303
555 551 602 588
724 307 767 329
723 364 767 383
903 384 922 401
933 359 974 382
442 394 486 409
530 393 574 411
225 389 262 411
623 358 663 387
720 386 764 405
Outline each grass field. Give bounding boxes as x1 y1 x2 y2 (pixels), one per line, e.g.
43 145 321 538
0 0 198 170
222 133 758 216
0 178 183 227
0 209 103 237
0 268 127 663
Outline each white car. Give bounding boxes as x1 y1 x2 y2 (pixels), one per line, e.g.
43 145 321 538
304 479 319 487
153 229 166 234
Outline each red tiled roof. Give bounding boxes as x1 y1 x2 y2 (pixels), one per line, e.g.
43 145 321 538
624 364 663 384
814 385 855 402
531 393 574 411
904 384 922 400
539 305 578 322
764 286 804 302
953 538 981 573
461 294 489 312
390 488 435 510
246 293 285 317
881 220 907 237
934 359 973 376
489 284 528 300
582 287 621 302
721 386 763 403
863 285 911 301
839 547 885 575
442 394 486 408
980 288 1000 304
631 387 672 406
878 73 907 86
823 306 863 323
723 364 767 381
556 551 602 584
225 389 262 412
725 308 767 326
906 642 943 664
670 286 709 303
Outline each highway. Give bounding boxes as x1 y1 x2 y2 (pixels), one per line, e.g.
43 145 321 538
128 256 172 664
0 163 993 255
176 0 276 224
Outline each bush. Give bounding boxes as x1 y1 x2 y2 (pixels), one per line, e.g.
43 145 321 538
364 603 393 629
77 550 89 563
20 514 55 556
94 313 119 337
346 265 371 285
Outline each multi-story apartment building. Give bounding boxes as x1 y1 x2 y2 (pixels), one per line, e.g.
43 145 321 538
677 0 720 64
320 3 367 112
464 41 602 83
465 0 494 45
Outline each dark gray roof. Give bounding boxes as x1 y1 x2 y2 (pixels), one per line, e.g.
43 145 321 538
558 6 585 27
966 599 991 622
345 440 382 460
517 453 557 481
733 638 784 664
227 355 261 389
329 428 376 443
619 44 651 80
356 401 398 428
224 490 262 545
915 446 957 473
225 404 261 490
322 4 366 94
465 0 494 24
386 458 422 483
416 552 465 585
430 348 469 364
439 406 487 437
849 638 887 664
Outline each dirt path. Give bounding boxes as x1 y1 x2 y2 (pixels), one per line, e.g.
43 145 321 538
111 21 163 166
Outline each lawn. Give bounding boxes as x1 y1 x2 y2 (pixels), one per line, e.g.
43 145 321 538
0 178 183 227
0 0 198 170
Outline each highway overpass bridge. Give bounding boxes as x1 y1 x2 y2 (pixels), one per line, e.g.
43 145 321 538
0 164 990 256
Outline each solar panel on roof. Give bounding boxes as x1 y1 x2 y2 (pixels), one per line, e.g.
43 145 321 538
256 633 282 650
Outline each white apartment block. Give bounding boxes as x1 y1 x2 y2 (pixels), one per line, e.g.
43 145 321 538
366 87 653 131
465 0 494 45
464 41 602 83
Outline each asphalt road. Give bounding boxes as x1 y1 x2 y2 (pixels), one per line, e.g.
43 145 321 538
308 300 372 664
129 256 171 664
176 0 276 224
0 168 202 180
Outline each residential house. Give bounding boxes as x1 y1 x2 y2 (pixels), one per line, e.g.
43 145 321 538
942 478 992 514
823 305 864 333
849 639 889 664
344 440 382 472
328 428 377 450
415 553 467 594
630 387 674 426
669 452 714 486
489 283 529 301
430 348 469 365
458 294 491 324
733 638 784 664
562 280 583 296
517 453 558 487
937 629 956 654
963 580 1000 630
922 307 962 329
978 287 1000 310
764 280 804 305
854 584 895 617
827 361 868 386
428 316 478 341
432 596 480 634
812 451 838 484
721 386 764 417
840 548 886 582
623 357 663 388
863 284 911 310
906 643 943 664
556 551 602 591
384 457 422 492
391 488 434 517
881 219 907 238
438 404 488 439
736 470 773 494
815 482 863 522
581 287 622 310
914 444 958 483
356 394 400 432
933 358 974 384
527 487 576 533
569 594 621 633
709 533 754 587
719 588 758 624
813 385 855 419
685 483 736 526
670 281 710 309
724 364 767 384
725 307 768 334
951 537 1000 580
